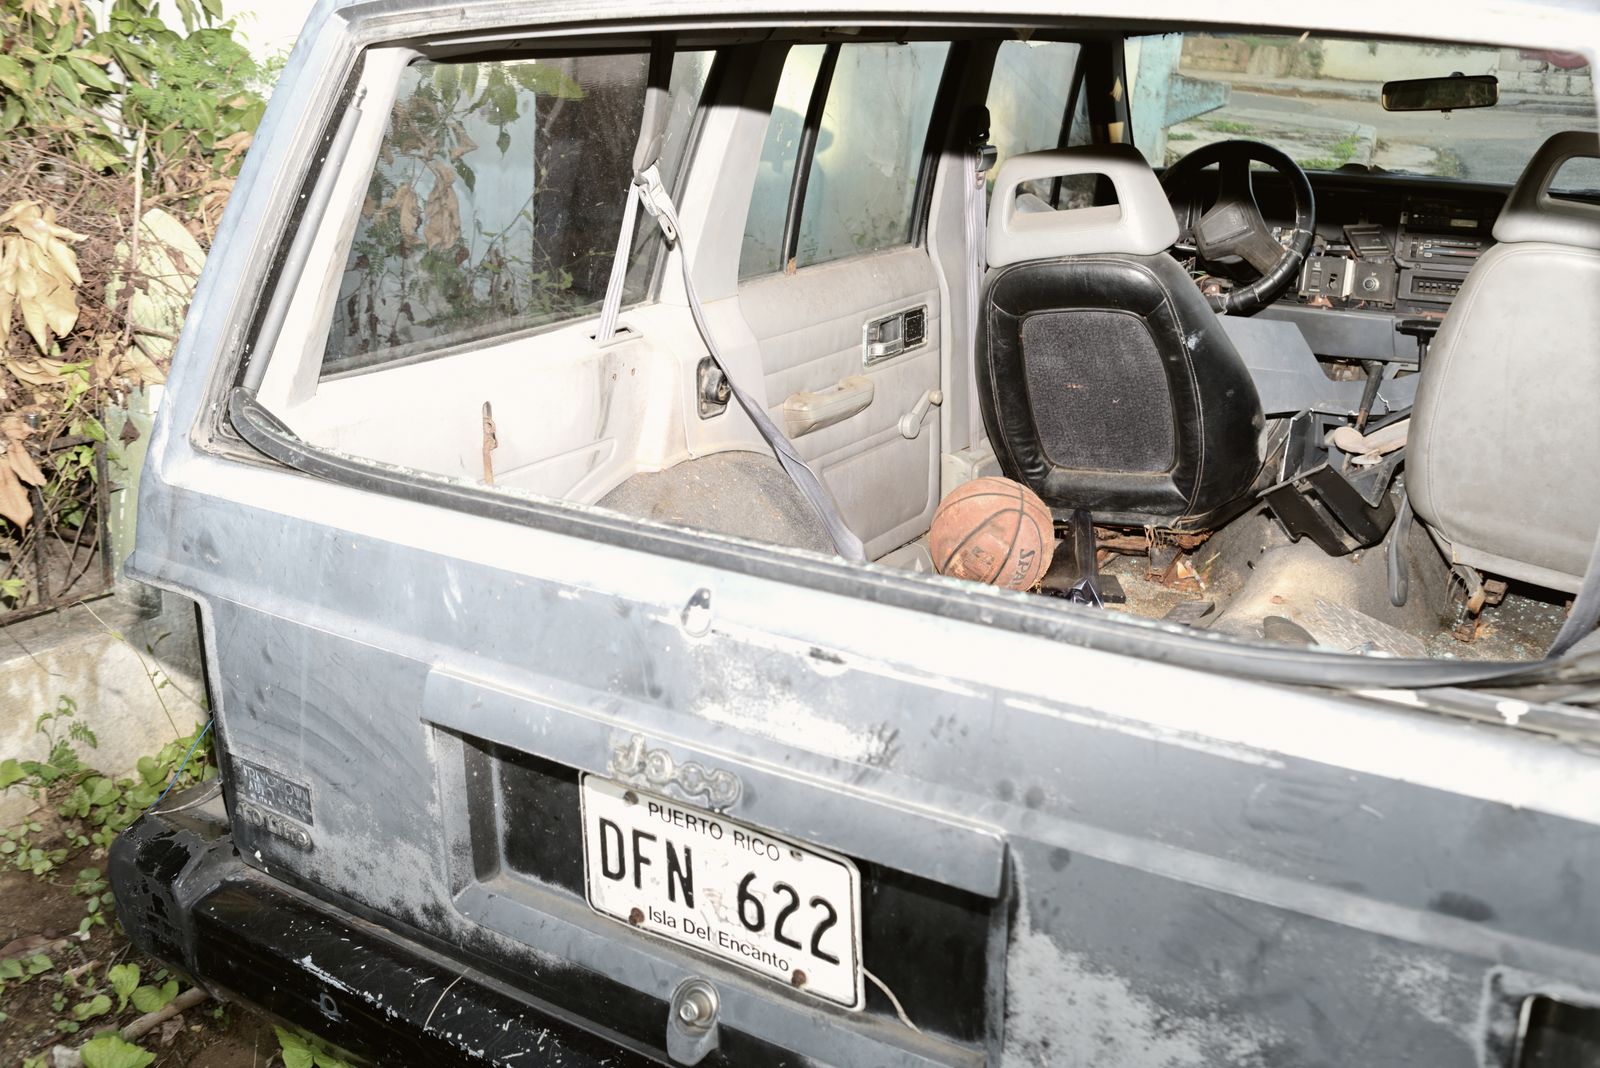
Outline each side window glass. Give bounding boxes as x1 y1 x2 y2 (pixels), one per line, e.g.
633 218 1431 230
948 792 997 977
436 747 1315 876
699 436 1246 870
740 45 827 280
987 40 1081 205
794 41 949 269
324 52 710 377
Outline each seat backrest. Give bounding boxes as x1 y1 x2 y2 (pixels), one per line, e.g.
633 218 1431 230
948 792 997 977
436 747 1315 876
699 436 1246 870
976 146 1263 530
1410 131 1600 593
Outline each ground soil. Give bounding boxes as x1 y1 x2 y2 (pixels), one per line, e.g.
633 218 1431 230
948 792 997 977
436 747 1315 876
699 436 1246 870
0 831 275 1067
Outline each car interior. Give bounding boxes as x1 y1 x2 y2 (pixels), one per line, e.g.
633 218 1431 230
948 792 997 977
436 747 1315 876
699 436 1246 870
247 26 1600 663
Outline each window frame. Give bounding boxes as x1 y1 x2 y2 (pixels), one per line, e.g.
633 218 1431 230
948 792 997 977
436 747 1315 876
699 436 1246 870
310 41 719 382
744 39 957 281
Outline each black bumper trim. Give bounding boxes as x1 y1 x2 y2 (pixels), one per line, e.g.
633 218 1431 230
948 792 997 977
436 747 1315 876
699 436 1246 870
110 793 658 1067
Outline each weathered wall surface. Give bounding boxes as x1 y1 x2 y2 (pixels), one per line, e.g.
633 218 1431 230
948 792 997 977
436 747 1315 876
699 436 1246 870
1181 37 1594 99
0 593 207 824
1 390 206 824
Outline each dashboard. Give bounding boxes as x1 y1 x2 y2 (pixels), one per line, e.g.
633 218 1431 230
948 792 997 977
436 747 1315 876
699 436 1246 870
1288 192 1496 313
1244 172 1510 363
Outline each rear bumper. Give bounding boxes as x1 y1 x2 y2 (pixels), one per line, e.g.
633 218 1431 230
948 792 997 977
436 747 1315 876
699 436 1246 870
109 790 653 1067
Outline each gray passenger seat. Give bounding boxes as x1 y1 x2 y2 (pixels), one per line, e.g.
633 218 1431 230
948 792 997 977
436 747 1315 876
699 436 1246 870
1409 131 1600 593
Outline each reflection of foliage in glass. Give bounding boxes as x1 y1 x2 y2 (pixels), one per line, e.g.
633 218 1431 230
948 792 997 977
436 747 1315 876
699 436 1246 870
329 60 589 370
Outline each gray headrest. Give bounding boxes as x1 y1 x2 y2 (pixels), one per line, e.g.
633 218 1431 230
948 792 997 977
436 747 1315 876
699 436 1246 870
986 145 1180 268
1493 130 1600 248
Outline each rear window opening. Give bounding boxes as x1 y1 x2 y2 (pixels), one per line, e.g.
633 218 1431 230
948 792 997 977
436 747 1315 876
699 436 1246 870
227 24 1599 690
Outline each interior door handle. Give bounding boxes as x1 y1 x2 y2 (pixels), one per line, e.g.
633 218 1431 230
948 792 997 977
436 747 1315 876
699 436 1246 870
782 376 874 438
863 306 928 365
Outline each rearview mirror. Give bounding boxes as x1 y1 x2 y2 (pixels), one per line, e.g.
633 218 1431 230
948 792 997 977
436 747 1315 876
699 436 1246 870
1381 74 1498 112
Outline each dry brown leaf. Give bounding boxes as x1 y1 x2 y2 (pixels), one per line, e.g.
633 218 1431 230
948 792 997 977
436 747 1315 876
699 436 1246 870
6 442 44 487
0 201 85 352
391 185 420 250
119 339 167 385
1 202 87 282
0 245 13 349
448 123 478 162
92 333 118 385
423 160 461 250
0 457 33 530
0 414 32 442
3 356 69 386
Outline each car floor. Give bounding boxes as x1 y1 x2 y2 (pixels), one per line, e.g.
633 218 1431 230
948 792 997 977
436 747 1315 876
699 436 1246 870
1087 506 1569 661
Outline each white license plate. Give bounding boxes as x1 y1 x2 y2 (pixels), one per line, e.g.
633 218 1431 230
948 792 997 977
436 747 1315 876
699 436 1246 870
580 774 863 1009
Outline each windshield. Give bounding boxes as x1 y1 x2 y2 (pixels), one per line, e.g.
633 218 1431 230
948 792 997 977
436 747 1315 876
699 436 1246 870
1126 33 1598 187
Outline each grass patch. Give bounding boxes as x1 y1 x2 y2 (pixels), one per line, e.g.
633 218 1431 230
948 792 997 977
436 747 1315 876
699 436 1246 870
1168 131 1197 142
1298 132 1364 172
1433 148 1466 179
1206 119 1255 135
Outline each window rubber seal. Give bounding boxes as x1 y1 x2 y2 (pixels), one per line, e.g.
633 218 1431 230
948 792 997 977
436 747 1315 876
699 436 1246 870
779 42 840 270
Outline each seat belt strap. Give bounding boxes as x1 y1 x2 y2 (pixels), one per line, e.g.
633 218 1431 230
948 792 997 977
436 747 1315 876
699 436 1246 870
594 40 866 561
595 39 675 344
594 183 642 343
635 172 867 562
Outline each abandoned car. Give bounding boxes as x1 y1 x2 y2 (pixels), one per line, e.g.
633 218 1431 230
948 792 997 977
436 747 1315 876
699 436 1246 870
111 0 1600 1064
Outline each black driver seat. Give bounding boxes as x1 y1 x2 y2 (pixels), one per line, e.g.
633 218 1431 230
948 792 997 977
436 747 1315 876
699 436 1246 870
977 146 1264 531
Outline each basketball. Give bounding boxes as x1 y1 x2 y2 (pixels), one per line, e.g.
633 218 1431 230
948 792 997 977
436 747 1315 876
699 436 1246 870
929 476 1055 589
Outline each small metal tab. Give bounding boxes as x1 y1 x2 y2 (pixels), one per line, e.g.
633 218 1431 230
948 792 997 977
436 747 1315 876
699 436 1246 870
696 357 730 419
666 978 720 1064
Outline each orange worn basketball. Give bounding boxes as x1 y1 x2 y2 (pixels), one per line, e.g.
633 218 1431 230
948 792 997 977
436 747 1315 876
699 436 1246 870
930 476 1055 590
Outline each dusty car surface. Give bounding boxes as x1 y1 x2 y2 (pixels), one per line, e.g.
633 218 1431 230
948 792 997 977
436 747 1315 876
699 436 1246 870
111 0 1600 1063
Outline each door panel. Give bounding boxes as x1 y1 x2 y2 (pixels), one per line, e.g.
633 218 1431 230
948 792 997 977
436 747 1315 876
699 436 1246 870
738 249 942 558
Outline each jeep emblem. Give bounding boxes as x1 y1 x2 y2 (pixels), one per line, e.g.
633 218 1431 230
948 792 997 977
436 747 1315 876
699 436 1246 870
609 734 742 810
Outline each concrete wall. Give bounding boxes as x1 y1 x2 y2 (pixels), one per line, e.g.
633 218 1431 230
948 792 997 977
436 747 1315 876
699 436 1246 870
1 391 207 825
0 593 208 824
1317 41 1501 83
1181 37 1594 100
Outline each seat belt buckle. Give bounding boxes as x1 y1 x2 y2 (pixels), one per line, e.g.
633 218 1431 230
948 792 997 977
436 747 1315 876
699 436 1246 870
633 164 678 244
975 143 997 181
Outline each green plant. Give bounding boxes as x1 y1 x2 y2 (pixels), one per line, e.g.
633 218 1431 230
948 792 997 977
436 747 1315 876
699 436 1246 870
1 0 275 613
73 865 115 934
0 0 268 172
1206 118 1255 135
104 962 178 1013
275 1025 359 1068
3 697 212 882
1297 132 1364 172
80 1033 156 1068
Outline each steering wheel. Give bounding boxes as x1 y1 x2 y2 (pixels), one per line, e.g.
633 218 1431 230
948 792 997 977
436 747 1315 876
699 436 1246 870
1160 140 1316 316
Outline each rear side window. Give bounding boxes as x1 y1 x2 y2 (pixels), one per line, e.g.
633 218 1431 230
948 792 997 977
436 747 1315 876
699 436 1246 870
795 42 949 268
986 40 1084 204
741 44 828 278
324 52 710 376
740 41 948 279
